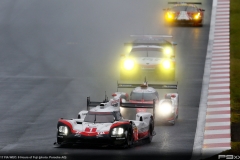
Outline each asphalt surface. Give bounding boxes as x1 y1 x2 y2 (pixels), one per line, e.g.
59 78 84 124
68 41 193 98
0 0 212 160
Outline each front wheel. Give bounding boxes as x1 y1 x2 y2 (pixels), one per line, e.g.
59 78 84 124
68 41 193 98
146 118 154 143
123 128 133 148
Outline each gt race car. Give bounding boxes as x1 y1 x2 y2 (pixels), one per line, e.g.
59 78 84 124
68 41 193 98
54 95 156 148
118 81 179 125
163 2 205 26
120 35 177 81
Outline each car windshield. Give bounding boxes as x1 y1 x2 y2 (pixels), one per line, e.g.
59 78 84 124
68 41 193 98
130 47 164 58
172 6 197 12
186 6 197 12
172 6 187 11
130 92 158 101
84 113 115 123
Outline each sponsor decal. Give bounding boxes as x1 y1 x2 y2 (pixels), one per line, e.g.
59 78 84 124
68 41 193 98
218 155 240 159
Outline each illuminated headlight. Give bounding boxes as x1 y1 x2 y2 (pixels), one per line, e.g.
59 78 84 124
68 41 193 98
194 13 200 19
164 47 173 56
59 126 68 135
112 127 124 135
162 60 171 69
123 59 134 70
158 103 173 115
167 12 173 19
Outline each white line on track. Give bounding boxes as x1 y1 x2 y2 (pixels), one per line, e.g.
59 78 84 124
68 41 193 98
207 107 230 112
205 129 230 135
213 39 229 42
211 65 229 68
215 19 229 22
208 94 230 99
206 114 230 119
205 122 230 127
209 89 230 93
217 2 230 4
214 36 229 39
204 138 230 144
212 57 229 60
215 26 229 29
212 54 229 57
216 14 229 17
215 22 229 25
214 30 229 33
207 101 230 105
213 45 230 46
211 61 229 65
210 73 229 76
210 69 230 72
217 4 230 7
214 33 229 36
215 12 229 15
209 78 229 82
213 49 230 54
213 43 229 46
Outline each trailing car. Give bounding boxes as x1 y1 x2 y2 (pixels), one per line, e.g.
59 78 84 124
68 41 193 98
54 96 156 148
163 2 205 26
120 35 177 81
118 80 179 125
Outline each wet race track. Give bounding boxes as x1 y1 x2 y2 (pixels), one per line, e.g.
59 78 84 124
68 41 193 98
0 0 213 159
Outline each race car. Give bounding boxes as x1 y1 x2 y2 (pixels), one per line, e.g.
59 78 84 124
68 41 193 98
163 2 205 26
156 93 179 125
54 96 155 148
118 81 179 125
120 35 177 81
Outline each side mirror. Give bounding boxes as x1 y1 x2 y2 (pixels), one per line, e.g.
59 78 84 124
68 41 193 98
172 42 177 46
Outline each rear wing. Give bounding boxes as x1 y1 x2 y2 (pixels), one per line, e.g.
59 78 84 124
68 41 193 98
124 35 177 46
87 97 108 110
117 82 178 90
168 2 202 5
120 99 156 120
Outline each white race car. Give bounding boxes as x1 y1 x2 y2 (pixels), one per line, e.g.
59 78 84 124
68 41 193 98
120 35 177 81
118 81 179 125
54 94 156 148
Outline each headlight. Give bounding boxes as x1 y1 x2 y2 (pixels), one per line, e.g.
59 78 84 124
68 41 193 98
59 126 68 135
167 12 173 19
158 103 173 115
162 60 171 69
164 47 173 56
194 13 200 19
112 127 124 135
123 59 134 70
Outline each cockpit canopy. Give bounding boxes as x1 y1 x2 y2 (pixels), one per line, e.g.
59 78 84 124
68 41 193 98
84 111 123 123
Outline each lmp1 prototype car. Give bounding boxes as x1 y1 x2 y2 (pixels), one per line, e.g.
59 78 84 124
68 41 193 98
120 35 177 81
54 95 155 148
118 81 179 125
163 2 205 26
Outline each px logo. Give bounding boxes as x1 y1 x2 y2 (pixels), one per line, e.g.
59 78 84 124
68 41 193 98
218 155 240 159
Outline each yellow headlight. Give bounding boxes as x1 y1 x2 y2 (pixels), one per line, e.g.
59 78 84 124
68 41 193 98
164 47 173 55
167 12 173 19
194 13 200 19
123 59 134 70
163 60 171 69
